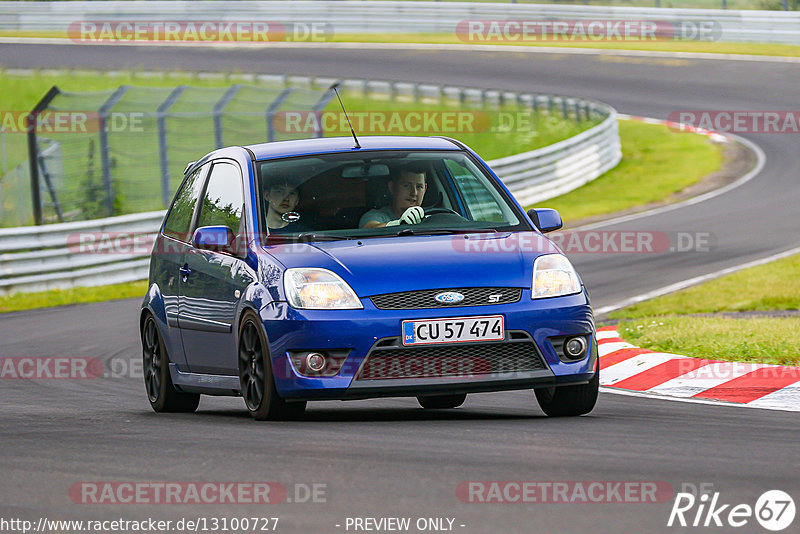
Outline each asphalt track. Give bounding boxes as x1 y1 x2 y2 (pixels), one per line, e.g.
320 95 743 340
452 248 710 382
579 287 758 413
1 42 799 533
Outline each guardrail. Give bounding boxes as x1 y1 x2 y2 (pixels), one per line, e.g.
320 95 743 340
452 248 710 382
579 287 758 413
491 111 619 207
0 75 620 295
0 210 161 295
0 1 798 44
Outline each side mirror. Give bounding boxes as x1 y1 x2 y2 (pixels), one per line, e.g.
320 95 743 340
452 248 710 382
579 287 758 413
192 226 238 255
527 208 563 233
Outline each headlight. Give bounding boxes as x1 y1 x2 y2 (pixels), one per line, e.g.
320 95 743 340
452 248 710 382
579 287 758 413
284 268 363 309
532 254 581 299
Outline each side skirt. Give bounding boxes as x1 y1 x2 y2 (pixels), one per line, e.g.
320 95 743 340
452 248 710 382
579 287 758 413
169 363 240 396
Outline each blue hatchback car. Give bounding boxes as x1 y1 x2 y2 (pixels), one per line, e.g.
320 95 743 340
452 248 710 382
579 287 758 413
140 136 598 420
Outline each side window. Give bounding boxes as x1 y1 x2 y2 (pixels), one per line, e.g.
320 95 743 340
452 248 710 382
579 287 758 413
445 160 505 223
197 162 244 233
163 165 207 242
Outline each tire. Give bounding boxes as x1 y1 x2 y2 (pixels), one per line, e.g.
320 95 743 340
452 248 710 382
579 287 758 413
535 358 599 417
238 312 306 421
141 314 200 413
417 393 467 409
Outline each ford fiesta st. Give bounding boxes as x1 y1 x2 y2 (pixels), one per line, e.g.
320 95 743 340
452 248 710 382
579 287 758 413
140 136 598 420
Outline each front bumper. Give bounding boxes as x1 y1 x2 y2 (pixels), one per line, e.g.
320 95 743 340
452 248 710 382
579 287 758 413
260 289 596 400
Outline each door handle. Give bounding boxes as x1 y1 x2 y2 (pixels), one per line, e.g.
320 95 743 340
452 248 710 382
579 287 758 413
179 265 191 279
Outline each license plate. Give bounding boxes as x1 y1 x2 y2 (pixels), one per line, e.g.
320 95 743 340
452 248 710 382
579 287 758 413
402 315 504 346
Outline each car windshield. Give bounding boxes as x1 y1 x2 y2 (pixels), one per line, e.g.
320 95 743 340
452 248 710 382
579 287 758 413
257 150 526 240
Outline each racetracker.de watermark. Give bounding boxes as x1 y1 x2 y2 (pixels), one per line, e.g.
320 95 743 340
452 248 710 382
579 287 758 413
271 110 565 136
273 110 491 135
68 21 333 42
456 20 720 42
667 110 800 134
357 355 494 380
456 481 674 503
0 111 144 134
0 356 144 380
69 482 327 504
65 230 717 256
0 357 103 380
666 360 800 381
452 231 717 254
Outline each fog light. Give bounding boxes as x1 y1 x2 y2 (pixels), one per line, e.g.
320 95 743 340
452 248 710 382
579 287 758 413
305 352 327 372
289 350 349 377
564 337 587 359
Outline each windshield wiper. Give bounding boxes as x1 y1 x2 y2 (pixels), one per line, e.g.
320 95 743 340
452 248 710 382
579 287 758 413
297 233 351 242
395 227 500 236
264 233 350 244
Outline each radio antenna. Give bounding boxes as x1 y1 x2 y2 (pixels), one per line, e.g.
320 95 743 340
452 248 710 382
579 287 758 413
330 83 360 149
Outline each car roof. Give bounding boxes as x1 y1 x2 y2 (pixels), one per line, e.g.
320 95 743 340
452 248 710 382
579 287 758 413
245 136 463 160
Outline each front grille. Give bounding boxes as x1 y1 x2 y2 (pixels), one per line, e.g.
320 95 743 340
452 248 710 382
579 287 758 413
356 332 546 380
370 287 522 310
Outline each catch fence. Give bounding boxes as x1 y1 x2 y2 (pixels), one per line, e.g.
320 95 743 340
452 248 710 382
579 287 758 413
2 82 331 227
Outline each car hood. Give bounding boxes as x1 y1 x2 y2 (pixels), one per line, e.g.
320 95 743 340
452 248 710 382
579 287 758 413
262 232 561 297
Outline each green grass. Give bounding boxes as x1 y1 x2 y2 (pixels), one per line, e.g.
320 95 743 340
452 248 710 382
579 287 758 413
0 0 795 9
534 119 723 222
3 30 800 57
350 0 797 8
616 316 800 366
610 253 800 366
332 33 800 58
0 280 147 314
611 253 800 319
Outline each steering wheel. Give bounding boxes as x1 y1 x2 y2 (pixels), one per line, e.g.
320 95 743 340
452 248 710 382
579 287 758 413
423 207 461 218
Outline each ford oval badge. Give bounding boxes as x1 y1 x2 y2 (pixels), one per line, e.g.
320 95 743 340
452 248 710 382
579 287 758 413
434 291 465 304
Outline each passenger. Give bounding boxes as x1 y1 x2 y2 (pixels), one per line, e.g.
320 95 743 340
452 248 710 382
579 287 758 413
359 167 427 228
264 179 310 234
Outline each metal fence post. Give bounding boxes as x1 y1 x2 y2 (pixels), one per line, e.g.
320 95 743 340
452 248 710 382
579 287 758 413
213 84 242 149
98 85 129 217
18 166 25 226
26 121 41 225
157 85 187 207
266 87 294 142
26 85 60 225
37 149 63 222
1 126 6 175
0 173 4 224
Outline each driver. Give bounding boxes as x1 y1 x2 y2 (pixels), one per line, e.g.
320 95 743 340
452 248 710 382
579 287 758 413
264 179 310 234
359 166 427 228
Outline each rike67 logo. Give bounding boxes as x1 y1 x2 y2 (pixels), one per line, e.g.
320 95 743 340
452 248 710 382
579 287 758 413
668 487 795 531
